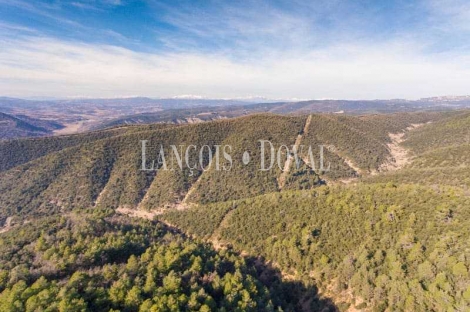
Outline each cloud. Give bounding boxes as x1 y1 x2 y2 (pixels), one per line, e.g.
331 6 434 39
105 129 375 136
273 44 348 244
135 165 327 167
0 0 85 28
427 0 470 32
151 0 369 57
70 0 124 10
0 21 39 34
0 0 469 99
103 0 123 5
70 2 104 11
0 35 469 99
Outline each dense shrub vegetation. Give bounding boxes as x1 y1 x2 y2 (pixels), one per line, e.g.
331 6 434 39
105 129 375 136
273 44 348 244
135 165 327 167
301 112 449 173
2 111 470 311
185 115 306 204
402 111 470 154
161 184 470 311
367 112 470 190
0 112 446 219
0 127 126 172
0 209 337 311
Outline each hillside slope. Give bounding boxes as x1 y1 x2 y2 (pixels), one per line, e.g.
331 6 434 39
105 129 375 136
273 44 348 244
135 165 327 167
0 208 337 311
0 112 448 221
154 110 470 311
366 111 470 189
160 183 470 311
0 112 63 140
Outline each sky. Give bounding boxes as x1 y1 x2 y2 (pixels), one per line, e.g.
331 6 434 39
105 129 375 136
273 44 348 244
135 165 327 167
0 0 469 100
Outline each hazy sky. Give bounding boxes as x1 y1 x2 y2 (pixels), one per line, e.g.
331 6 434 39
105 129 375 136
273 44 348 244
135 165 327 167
0 0 469 99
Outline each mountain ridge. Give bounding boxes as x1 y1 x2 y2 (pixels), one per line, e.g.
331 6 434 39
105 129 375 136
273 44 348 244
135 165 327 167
0 111 452 220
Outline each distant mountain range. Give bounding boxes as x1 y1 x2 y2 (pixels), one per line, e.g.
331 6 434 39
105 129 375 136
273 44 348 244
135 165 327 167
1 95 470 139
0 96 256 111
91 96 470 130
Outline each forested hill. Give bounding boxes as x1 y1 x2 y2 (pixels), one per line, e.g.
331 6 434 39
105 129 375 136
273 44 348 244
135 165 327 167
160 110 470 311
0 112 449 219
0 208 337 311
1 110 470 311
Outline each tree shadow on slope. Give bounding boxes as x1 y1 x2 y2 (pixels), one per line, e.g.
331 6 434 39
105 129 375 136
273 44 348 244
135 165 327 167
154 219 339 311
244 254 338 312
